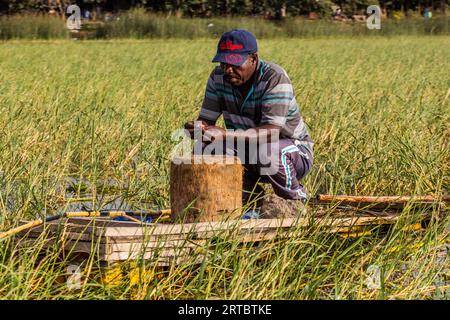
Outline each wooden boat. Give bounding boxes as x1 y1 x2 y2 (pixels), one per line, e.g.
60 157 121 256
14 208 428 266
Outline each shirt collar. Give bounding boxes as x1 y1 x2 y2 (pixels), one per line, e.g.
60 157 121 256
255 59 266 83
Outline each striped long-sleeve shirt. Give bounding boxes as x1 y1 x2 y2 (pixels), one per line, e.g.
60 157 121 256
199 59 314 155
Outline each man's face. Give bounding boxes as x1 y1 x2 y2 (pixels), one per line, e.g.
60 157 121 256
221 54 258 86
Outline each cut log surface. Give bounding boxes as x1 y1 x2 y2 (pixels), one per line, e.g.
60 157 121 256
170 155 243 222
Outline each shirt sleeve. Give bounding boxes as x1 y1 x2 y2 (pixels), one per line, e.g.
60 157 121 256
260 72 294 127
199 69 222 123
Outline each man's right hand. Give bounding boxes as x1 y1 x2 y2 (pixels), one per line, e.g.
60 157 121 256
184 120 208 139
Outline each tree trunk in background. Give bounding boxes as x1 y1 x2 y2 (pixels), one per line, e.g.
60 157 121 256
95 6 102 20
404 0 410 16
440 0 446 15
251 0 260 15
380 0 387 18
56 0 64 19
274 0 286 19
219 0 228 15
171 0 181 17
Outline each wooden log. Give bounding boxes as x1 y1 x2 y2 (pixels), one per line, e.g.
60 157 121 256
170 155 243 222
317 194 450 203
316 194 449 210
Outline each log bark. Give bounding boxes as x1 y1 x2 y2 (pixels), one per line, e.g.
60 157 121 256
170 155 243 222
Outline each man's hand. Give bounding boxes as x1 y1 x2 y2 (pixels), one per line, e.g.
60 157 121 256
184 120 208 139
203 125 226 142
184 120 280 144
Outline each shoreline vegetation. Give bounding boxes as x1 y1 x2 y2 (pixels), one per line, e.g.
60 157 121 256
0 10 448 40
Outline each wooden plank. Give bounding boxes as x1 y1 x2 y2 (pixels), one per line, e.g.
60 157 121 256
101 218 299 238
20 228 190 244
19 215 404 241
237 229 281 242
104 234 196 244
18 233 207 254
106 239 207 254
18 217 156 236
101 215 402 239
15 214 419 265
18 229 100 242
15 237 108 255
17 214 408 248
59 239 107 255
104 251 205 265
104 247 194 262
15 236 201 262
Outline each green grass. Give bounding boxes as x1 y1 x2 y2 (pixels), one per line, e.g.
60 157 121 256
0 37 449 299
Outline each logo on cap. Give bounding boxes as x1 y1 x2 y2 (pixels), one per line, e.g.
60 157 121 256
224 54 244 65
219 40 244 51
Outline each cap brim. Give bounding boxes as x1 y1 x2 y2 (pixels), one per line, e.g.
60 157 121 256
212 52 248 66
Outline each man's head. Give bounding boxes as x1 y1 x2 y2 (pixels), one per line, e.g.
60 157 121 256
212 29 258 86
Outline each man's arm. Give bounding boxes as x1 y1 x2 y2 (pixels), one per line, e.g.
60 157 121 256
184 68 222 139
203 124 281 143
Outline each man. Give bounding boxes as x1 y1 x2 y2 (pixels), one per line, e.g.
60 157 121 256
185 29 313 215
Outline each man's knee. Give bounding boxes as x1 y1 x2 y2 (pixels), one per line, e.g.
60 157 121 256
256 142 280 176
